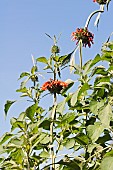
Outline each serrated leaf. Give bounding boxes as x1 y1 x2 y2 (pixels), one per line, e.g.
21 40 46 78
36 57 48 64
4 100 16 117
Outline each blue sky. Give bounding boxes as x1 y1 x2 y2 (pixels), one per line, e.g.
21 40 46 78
0 0 113 135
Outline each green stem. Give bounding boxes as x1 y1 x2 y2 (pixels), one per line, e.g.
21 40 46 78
50 53 57 170
86 145 111 163
79 40 82 70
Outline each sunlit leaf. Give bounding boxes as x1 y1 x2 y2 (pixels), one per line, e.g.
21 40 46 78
71 89 80 106
31 65 38 74
87 122 104 142
75 133 89 145
56 99 66 114
40 151 50 158
26 103 38 121
98 103 112 128
36 57 48 64
4 100 16 117
0 133 13 145
90 100 104 115
90 54 101 68
83 60 92 75
100 157 113 170
64 138 75 149
18 72 30 80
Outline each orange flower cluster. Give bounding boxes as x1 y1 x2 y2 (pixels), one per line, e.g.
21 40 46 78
93 0 107 4
71 28 94 48
41 79 68 94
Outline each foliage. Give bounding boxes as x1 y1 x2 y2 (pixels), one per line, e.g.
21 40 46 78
0 1 113 170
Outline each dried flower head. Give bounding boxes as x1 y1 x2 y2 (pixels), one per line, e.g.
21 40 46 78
93 0 107 4
71 28 94 48
41 79 68 94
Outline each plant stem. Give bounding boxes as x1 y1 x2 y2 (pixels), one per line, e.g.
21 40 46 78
79 40 83 70
50 54 57 170
85 7 104 28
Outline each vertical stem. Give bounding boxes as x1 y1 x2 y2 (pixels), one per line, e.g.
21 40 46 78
27 152 30 170
79 40 83 70
50 53 57 170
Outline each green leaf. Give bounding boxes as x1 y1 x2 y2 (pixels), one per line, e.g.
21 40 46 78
40 135 50 144
83 60 92 75
100 157 113 170
71 89 80 106
87 122 104 143
75 133 89 145
104 150 113 157
61 49 76 66
10 120 26 131
98 103 112 128
0 145 5 154
64 138 75 149
61 112 75 124
16 87 28 93
0 133 13 145
36 57 48 64
18 72 30 80
91 65 108 77
26 103 37 121
56 99 66 114
97 130 111 144
10 148 24 164
78 83 90 98
40 151 50 158
90 100 104 115
90 54 101 68
39 119 51 130
31 65 38 74
4 100 16 117
9 138 23 146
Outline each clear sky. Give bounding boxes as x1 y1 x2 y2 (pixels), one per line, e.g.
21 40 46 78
0 0 113 136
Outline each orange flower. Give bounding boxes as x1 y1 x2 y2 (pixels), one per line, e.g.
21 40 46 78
71 28 94 48
41 79 68 94
93 0 107 4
